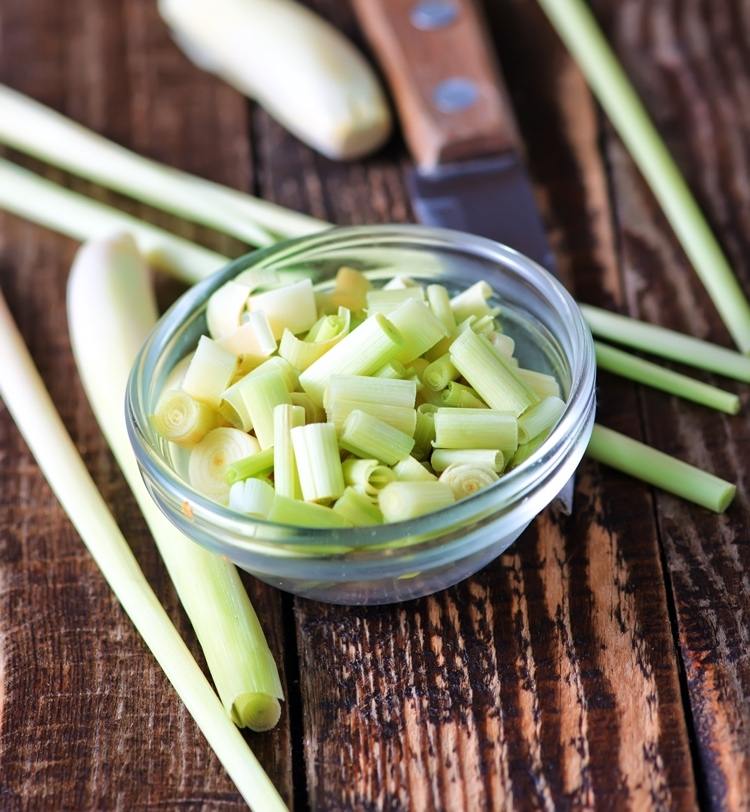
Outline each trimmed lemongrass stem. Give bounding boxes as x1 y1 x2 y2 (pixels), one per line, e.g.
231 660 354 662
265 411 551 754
537 2 750 354
219 311 277 360
587 425 735 513
229 478 276 518
324 374 416 409
222 368 291 445
387 299 448 363
151 390 217 446
333 488 384 526
290 392 325 424
518 396 566 444
511 429 552 470
207 281 251 340
434 408 518 452
248 279 318 339
517 367 561 399
299 314 403 404
366 286 424 314
342 458 396 496
340 410 415 465
412 405 437 460
450 328 538 416
189 428 260 501
267 495 352 528
374 360 407 379
290 423 345 503
326 400 417 436
439 463 499 500
450 281 492 321
279 307 350 371
273 405 306 499
392 456 437 482
0 83 325 242
225 447 276 485
182 336 237 408
581 305 750 381
329 266 371 311
422 355 459 391
378 481 455 522
0 159 228 284
66 236 283 733
426 284 457 333
249 356 299 392
439 381 487 409
0 293 285 810
431 448 505 473
595 341 740 414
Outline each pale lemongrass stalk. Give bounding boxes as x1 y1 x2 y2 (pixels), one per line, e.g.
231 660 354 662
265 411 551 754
340 410 415 465
594 341 740 414
332 487 383 526
219 311 277 361
366 286 424 314
422 355 459 391
412 405 437 460
151 390 218 446
229 478 276 518
182 336 237 408
225 447 276 485
222 367 291 444
408 357 429 378
326 400 417 436
189 428 260 501
431 448 504 473
207 281 252 340
0 160 228 284
587 425 735 512
290 392 325 423
510 429 551 470
324 374 416 409
439 381 487 409
279 307 351 371
387 299 448 363
373 360 407 379
290 423 345 503
392 456 437 482
471 313 500 336
537 0 750 354
267 495 352 528
248 279 318 339
0 291 285 810
378 481 455 522
516 367 561 399
450 280 492 321
488 332 515 358
249 356 299 392
450 328 538 416
273 404 306 499
329 266 371 311
426 284 457 333
67 236 283 732
518 396 566 444
439 463 499 500
342 457 396 496
434 408 518 452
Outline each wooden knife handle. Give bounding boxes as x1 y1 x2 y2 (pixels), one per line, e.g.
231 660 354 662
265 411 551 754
352 0 520 169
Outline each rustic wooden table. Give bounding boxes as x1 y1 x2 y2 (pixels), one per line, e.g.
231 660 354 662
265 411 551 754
1 1 748 809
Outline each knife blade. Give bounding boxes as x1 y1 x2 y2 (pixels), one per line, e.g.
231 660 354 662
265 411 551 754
352 0 574 513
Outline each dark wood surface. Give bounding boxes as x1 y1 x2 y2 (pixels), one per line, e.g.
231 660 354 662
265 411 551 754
0 0 747 809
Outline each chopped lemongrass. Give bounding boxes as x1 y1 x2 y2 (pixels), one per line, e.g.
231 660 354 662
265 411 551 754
581 304 750 381
516 367 561 399
218 311 277 360
222 367 291 444
412 404 437 460
392 456 437 482
279 307 351 371
366 286 424 314
273 404 306 498
387 299 448 363
249 355 299 392
450 328 538 416
182 336 237 409
189 428 260 501
326 400 417 435
518 396 566 444
439 463 499 500
291 423 345 503
340 410 415 465
422 355 459 391
290 392 325 423
434 408 518 452
225 447 275 485
471 313 500 337
510 429 552 469
329 266 371 311
383 275 418 289
594 341 740 414
488 332 515 358
431 448 505 473
267 495 352 528
587 425 736 512
378 481 455 522
450 281 492 321
248 278 317 339
408 357 429 378
207 281 251 340
324 374 417 409
342 457 396 496
374 360 407 379
426 284 457 333
151 389 218 446
299 314 403 404
333 487 383 526
229 477 276 518
439 381 487 409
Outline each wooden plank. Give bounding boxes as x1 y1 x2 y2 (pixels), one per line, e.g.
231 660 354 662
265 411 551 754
0 0 290 807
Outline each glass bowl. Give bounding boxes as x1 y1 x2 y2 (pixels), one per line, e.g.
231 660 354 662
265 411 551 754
126 225 596 605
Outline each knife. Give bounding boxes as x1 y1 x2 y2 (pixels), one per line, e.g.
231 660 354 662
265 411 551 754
352 0 574 513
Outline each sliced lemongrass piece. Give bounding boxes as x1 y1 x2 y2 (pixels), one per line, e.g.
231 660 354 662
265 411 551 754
151 389 218 446
299 313 403 404
290 392 325 423
330 266 370 311
408 357 429 378
324 374 417 409
431 448 505 473
510 429 551 469
279 306 351 371
229 477 276 518
207 281 251 340
217 310 277 362
488 332 515 358
595 341 740 414
387 298 448 364
426 284 457 333
450 328 538 416
189 428 260 501
225 368 291 447
378 481 455 522
434 408 518 452
340 410 415 465
424 316 474 361
439 463 499 500
472 313 500 336
290 423 345 503
225 447 275 485
248 278 317 339
422 355 459 391
366 286 424 315
268 495 352 528
273 404 306 499
450 280 492 321
374 359 407 379
392 456 437 482
518 396 566 444
342 457 396 496
181 336 237 409
248 355 299 392
587 424 736 512
439 381 487 409
412 404 437 460
333 487 383 526
517 367 561 399
326 399 417 436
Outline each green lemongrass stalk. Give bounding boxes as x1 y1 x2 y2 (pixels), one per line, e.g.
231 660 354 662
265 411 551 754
0 292 285 811
366 286 424 314
412 404 437 460
378 481 455 522
536 1 750 354
450 328 538 416
326 399 417 436
0 83 325 242
518 396 566 444
222 368 291 446
324 374 416 409
249 356 299 392
387 299 448 364
422 354 459 391
450 280 492 321
516 367 561 399
438 463 499 500
510 429 552 469
587 425 735 512
439 381 487 409
67 236 283 731
273 404 306 498
279 307 351 371
581 305 750 381
290 423 345 503
471 312 500 336
431 448 505 473
182 336 237 409
219 312 277 361
373 359 408 379
290 392 325 423
151 390 218 446
392 456 437 482
267 495 352 528
426 284 457 333
594 341 741 414
342 457 396 496
189 427 261 502
327 266 371 312
248 279 318 339
229 478 276 519
332 487 383 526
225 447 276 485
340 410 415 465
0 159 228 284
434 408 518 452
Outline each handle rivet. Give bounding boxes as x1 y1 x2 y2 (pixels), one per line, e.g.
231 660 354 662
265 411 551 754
433 77 479 112
410 1 458 30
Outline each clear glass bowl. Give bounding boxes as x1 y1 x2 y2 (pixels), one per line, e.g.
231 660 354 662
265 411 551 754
126 225 596 605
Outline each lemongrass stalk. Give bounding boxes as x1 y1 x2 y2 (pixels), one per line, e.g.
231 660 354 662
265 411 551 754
450 328 538 416
248 279 318 339
329 266 371 311
182 336 237 409
516 367 561 399
221 368 291 443
341 457 396 496
249 356 299 392
472 313 500 336
450 281 492 321
299 313 403 404
412 405 437 460
366 286 424 314
332 487 383 526
326 400 417 436
267 495 352 528
207 281 252 340
594 341 740 414
510 429 552 470
189 428 260 501
392 456 437 482
434 408 518 452
290 392 325 423
422 354 459 391
219 311 277 361
408 357 430 378
439 463 499 499
279 307 351 371
518 396 566 444
587 425 735 512
151 390 218 446
0 160 228 284
373 360 407 379
426 284 457 333
0 292 285 810
378 481 455 522
229 477 276 518
431 448 504 473
273 404 306 498
324 374 417 409
225 447 276 485
290 423 345 503
488 332 515 358
439 381 487 409
340 410 415 465
387 299 448 363
537 1 750 354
